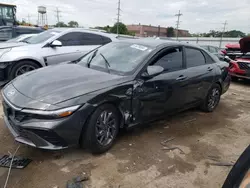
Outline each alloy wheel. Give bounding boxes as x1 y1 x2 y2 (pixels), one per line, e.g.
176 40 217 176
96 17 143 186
15 65 36 77
96 110 117 146
208 88 220 109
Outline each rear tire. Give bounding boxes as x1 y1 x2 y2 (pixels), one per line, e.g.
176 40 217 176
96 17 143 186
82 104 120 154
9 60 40 80
200 84 221 112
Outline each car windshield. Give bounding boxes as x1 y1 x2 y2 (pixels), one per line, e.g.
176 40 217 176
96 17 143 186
25 30 61 44
6 35 23 42
78 42 154 75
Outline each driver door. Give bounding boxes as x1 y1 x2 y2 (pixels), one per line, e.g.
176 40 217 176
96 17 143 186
132 46 188 123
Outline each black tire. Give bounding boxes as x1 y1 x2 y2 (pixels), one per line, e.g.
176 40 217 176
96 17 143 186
82 104 120 154
200 84 221 112
231 76 238 82
9 60 40 80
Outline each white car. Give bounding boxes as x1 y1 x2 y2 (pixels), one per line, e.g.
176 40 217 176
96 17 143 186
0 28 124 84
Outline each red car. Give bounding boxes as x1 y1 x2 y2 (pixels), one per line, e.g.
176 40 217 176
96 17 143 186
228 37 250 80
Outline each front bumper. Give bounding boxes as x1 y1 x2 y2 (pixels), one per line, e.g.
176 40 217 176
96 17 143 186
0 61 13 85
2 96 95 150
3 115 67 150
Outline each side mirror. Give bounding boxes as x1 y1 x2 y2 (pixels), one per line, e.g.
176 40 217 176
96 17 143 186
50 40 62 47
141 65 164 78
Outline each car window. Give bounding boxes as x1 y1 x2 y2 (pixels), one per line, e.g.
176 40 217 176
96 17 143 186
58 32 104 46
201 46 209 51
186 47 206 67
209 46 218 53
102 36 112 45
81 33 104 45
26 30 61 44
154 47 183 71
78 42 154 75
202 50 216 64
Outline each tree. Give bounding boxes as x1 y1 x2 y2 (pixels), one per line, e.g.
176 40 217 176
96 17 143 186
68 21 79 27
110 22 129 35
55 22 68 27
202 30 246 38
167 27 175 37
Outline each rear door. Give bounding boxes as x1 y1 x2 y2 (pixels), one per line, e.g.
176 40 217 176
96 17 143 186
43 32 105 65
183 47 216 105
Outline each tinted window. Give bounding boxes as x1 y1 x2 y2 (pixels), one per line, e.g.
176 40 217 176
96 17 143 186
58 32 103 46
102 36 112 44
155 47 183 71
202 50 216 64
82 33 103 45
186 48 206 67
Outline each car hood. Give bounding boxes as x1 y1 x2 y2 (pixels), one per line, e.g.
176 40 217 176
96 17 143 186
0 42 27 49
239 37 250 53
11 64 126 105
225 43 240 49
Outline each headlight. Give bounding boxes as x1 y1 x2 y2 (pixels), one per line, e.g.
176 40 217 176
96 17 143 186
0 48 11 58
21 105 81 118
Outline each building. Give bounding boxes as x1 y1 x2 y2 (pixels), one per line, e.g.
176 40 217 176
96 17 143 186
126 24 190 38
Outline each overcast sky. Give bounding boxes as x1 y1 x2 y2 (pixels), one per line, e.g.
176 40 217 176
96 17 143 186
3 0 250 33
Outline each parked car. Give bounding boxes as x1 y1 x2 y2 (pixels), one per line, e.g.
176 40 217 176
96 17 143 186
0 26 44 41
6 34 37 43
223 43 241 60
2 39 231 153
200 45 225 60
228 37 250 80
0 28 123 85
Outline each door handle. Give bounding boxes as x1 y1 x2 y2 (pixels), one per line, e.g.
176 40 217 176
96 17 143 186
207 67 213 71
176 75 187 81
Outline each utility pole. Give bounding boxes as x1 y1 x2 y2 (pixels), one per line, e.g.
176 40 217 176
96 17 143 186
175 10 183 41
219 20 227 48
55 7 61 25
27 14 31 24
116 0 121 35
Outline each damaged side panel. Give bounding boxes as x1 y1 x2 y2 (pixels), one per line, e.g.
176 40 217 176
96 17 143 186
87 81 135 127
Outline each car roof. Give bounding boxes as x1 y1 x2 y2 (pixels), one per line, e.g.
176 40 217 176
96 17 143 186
49 28 137 41
114 38 203 49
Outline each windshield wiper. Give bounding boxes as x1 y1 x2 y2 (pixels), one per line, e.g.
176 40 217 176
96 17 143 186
100 53 111 73
87 49 98 68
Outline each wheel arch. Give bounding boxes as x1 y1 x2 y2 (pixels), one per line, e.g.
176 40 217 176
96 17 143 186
78 101 126 146
15 59 43 68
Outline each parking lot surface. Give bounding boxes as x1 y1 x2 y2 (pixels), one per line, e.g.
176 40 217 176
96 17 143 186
0 82 249 188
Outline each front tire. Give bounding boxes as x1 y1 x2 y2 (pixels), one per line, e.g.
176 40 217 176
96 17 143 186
9 60 40 80
201 84 221 112
83 104 120 154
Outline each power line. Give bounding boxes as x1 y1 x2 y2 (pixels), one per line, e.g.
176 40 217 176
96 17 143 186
175 10 183 40
219 20 228 48
117 0 121 35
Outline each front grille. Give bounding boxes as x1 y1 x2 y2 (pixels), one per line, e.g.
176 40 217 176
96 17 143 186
29 129 67 146
237 62 250 70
